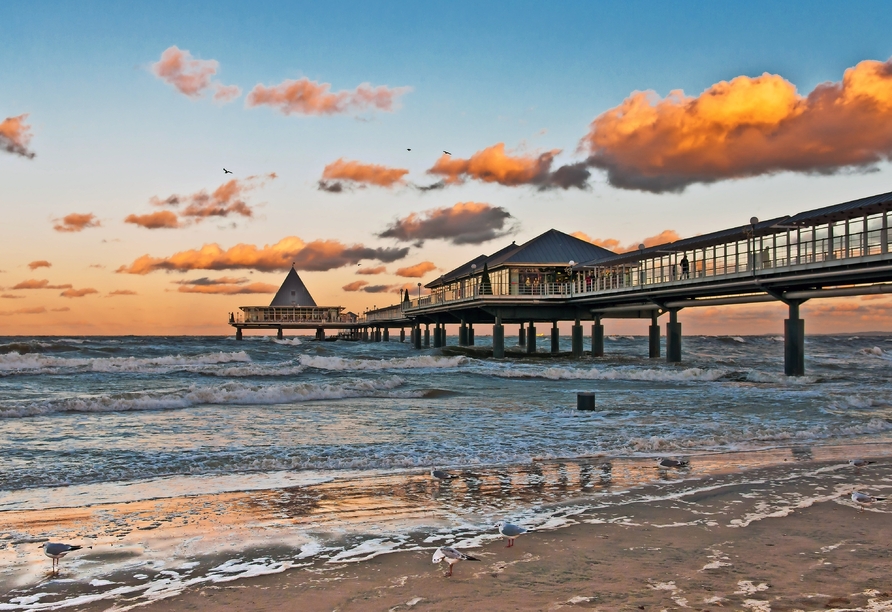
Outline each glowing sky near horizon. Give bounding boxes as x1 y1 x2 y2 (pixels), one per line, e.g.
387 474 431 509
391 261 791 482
3 0 892 335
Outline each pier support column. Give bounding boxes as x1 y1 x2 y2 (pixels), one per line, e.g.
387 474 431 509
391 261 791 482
519 323 526 347
468 324 474 346
374 328 381 342
413 324 422 349
492 317 505 358
440 326 447 346
551 321 560 354
649 311 661 359
592 317 604 357
572 319 583 357
400 328 405 343
363 327 369 342
784 301 805 376
316 327 326 341
424 324 431 347
383 328 389 342
277 327 283 340
459 320 468 346
666 309 682 363
236 328 243 341
527 323 537 353
433 324 442 348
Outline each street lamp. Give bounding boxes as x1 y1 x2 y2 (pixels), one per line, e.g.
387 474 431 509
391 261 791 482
749 216 759 274
417 282 421 300
470 263 477 295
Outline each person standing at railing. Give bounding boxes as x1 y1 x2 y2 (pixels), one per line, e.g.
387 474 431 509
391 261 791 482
680 254 690 279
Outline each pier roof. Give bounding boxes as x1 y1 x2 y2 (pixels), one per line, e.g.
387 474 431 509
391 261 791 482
269 266 317 307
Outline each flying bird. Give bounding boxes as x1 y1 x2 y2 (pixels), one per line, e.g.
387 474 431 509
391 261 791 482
443 151 451 156
431 469 457 480
657 458 689 468
41 542 89 574
851 490 886 511
432 546 479 576
497 522 528 548
849 459 876 468
407 148 411 151
223 168 233 174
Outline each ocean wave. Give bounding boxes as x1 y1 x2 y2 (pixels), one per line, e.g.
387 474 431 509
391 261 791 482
273 338 303 346
494 365 727 382
299 355 467 371
0 377 406 418
0 350 252 374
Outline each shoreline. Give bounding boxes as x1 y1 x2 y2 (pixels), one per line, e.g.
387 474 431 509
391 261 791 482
3 442 892 610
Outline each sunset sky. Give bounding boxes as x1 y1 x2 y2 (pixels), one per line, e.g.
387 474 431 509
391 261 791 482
3 1 892 335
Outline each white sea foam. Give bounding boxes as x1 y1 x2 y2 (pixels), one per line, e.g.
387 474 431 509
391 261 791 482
494 365 727 382
300 355 467 371
272 338 303 346
0 351 251 374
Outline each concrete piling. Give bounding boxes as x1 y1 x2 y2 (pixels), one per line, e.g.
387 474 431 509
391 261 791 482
493 318 505 358
592 317 604 357
666 309 682 363
551 321 560 354
526 323 537 353
572 320 583 357
784 301 805 376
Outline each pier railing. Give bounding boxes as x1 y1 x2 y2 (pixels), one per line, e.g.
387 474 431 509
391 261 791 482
235 306 354 324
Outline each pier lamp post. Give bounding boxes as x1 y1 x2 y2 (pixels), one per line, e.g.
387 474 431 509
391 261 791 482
568 261 575 295
638 244 646 287
470 263 477 296
749 217 759 274
417 282 421 300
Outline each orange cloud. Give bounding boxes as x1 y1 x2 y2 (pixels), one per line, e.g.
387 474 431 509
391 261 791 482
582 56 892 193
107 290 138 297
571 229 681 253
125 210 181 229
426 143 589 190
343 281 404 294
395 261 437 278
0 114 35 158
319 159 409 191
51 307 70 312
246 78 410 116
12 279 73 290
1 294 24 299
61 288 98 298
0 307 46 316
379 202 516 246
342 280 369 292
117 237 409 275
357 266 386 275
53 213 100 233
141 173 276 226
152 46 241 102
28 260 51 270
173 276 278 295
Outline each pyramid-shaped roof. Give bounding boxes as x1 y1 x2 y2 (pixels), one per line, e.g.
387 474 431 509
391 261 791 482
269 266 317 307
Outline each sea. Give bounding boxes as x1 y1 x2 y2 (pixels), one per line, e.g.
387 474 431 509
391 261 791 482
1 333 891 609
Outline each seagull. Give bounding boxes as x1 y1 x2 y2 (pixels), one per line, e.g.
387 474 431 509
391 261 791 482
223 168 233 174
442 151 451 156
657 458 688 468
849 459 876 468
432 546 478 576
497 522 528 548
431 469 457 480
406 148 411 151
851 490 886 511
41 542 89 574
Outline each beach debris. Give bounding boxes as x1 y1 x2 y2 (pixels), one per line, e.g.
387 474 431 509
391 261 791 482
657 458 689 468
497 522 528 548
432 546 478 576
851 490 886 511
430 469 457 480
849 459 876 468
41 542 90 574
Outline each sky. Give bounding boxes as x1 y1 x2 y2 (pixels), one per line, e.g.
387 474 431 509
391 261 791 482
3 0 892 336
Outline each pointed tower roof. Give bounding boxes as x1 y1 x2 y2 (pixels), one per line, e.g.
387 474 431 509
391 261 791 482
269 266 317 307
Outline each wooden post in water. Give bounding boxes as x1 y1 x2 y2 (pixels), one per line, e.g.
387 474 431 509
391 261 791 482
400 328 405 342
277 327 283 340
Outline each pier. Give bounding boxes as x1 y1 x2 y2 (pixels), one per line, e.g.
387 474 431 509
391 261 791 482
231 190 892 375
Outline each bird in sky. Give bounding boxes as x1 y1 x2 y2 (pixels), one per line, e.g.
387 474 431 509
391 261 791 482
223 168 233 174
851 490 886 511
443 150 451 155
41 542 90 574
432 546 479 576
407 148 411 151
497 522 528 548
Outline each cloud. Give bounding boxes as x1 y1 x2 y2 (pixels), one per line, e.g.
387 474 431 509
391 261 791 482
1 294 24 299
342 280 369 292
27 260 51 270
581 56 892 193
426 143 589 190
378 202 516 246
60 287 98 298
117 236 409 275
152 45 241 102
53 213 101 233
341 280 405 294
51 307 70 312
246 77 410 116
125 210 181 229
0 114 36 158
12 279 73 290
0 307 46 316
107 290 138 297
571 229 681 253
319 159 409 192
357 265 386 275
361 284 398 293
395 261 437 278
172 276 278 295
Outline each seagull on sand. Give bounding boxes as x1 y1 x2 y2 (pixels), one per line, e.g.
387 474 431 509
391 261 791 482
223 168 233 174
851 490 886 511
657 458 688 468
849 459 876 468
431 469 457 480
497 522 528 548
432 546 478 576
41 542 89 574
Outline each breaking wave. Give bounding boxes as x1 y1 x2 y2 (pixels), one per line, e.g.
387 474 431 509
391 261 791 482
0 351 252 374
300 355 467 371
494 365 728 382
